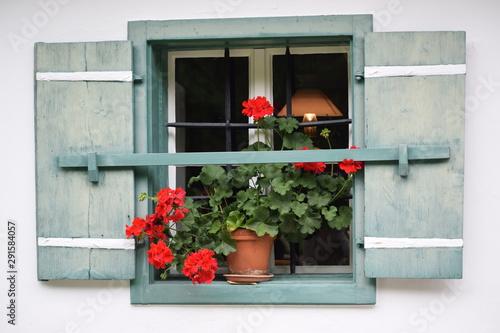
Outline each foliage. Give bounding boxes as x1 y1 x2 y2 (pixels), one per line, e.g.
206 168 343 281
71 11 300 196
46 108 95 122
188 98 363 244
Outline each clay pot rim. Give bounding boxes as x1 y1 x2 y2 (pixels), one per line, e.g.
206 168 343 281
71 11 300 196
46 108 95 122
230 228 277 241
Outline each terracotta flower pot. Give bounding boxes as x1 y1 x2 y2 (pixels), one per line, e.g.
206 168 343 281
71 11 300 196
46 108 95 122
226 229 276 275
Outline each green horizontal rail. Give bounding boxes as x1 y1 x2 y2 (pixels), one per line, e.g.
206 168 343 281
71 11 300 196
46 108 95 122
58 145 450 182
59 146 449 167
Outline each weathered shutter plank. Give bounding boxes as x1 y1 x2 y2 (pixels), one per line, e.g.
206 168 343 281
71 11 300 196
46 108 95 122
35 41 135 280
364 32 465 278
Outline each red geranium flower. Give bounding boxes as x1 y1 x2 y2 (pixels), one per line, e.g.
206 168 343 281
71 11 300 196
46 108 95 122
338 159 363 174
125 217 146 238
338 146 364 174
182 249 219 285
292 147 326 174
242 96 274 121
155 201 172 220
157 187 186 207
142 213 166 241
168 207 189 222
146 241 174 269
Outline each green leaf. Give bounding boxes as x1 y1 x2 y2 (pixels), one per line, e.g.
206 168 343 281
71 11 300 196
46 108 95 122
307 189 331 207
213 230 237 255
226 211 245 231
198 165 227 185
297 209 322 234
270 177 294 195
209 220 221 234
283 132 313 150
259 163 286 182
252 206 270 221
276 117 299 133
235 190 249 206
260 115 277 130
298 171 317 189
278 213 299 234
290 201 308 217
246 220 279 237
317 174 344 192
321 206 338 221
243 142 272 151
242 198 259 215
268 190 293 213
212 183 232 201
327 206 352 230
228 165 252 187
178 211 196 230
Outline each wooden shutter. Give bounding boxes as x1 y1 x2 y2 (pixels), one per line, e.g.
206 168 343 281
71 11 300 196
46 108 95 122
35 42 135 280
364 32 465 278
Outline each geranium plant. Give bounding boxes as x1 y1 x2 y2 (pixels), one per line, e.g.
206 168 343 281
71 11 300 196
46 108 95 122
188 96 363 242
126 96 363 284
126 187 225 284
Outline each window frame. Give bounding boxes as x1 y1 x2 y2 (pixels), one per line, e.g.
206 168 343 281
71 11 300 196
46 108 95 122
128 15 376 305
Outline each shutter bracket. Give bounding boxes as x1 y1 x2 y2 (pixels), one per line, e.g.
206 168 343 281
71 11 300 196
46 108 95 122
87 152 99 183
398 144 409 177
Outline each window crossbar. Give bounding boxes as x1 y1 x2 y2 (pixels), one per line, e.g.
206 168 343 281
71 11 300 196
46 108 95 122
166 119 352 129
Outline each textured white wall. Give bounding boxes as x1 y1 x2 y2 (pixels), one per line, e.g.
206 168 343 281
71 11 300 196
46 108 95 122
1 0 499 332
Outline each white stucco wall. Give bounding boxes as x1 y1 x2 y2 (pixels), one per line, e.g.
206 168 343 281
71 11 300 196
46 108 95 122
1 0 499 332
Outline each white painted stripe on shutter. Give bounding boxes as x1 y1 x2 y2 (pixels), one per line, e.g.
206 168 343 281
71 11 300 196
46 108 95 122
38 237 135 250
364 64 466 78
36 71 133 82
364 237 463 249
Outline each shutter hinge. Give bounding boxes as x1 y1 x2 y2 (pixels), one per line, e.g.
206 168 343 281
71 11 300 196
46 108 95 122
356 238 365 249
355 72 364 81
133 75 144 83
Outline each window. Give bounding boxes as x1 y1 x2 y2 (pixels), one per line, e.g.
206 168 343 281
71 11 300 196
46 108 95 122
167 46 352 276
135 18 375 304
35 16 465 305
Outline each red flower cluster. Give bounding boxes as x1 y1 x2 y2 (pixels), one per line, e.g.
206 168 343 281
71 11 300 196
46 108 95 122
125 217 146 238
126 213 166 241
292 147 327 174
146 240 174 269
126 187 219 284
126 187 189 242
182 249 219 285
156 187 189 223
242 96 274 121
338 146 364 174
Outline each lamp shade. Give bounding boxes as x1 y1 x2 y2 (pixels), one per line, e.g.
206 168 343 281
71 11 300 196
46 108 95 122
277 88 343 117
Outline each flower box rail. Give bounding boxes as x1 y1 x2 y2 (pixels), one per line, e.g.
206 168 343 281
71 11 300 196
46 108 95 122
58 145 449 183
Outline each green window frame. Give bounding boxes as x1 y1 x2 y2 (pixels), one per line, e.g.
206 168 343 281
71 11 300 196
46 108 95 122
128 15 375 305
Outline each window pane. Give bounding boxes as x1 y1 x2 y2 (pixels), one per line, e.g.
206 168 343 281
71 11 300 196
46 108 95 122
272 52 351 271
273 53 349 149
174 56 249 194
175 57 249 153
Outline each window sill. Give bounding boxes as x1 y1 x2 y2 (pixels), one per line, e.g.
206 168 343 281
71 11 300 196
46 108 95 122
131 273 375 305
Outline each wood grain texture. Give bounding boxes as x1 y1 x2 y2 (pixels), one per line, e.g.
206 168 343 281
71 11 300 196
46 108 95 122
35 41 135 280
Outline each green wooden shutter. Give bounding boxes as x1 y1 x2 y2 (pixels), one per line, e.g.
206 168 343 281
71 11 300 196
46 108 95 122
35 41 135 280
364 32 465 278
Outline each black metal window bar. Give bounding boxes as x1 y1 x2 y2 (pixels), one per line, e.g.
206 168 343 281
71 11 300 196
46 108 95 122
166 47 352 274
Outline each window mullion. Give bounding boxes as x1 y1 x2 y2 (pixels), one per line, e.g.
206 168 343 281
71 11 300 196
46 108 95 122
224 47 235 152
